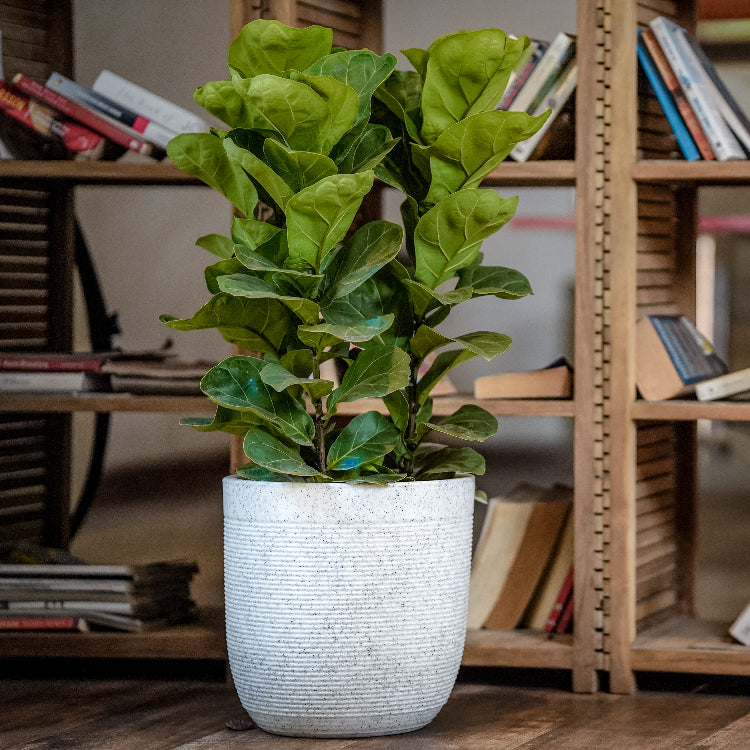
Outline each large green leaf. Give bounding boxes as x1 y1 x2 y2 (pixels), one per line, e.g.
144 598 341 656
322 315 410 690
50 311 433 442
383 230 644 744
224 136 294 210
420 29 529 144
423 404 498 442
330 124 399 175
415 347 478 404
166 133 257 217
401 279 472 318
327 344 410 413
425 109 551 204
160 294 290 355
201 356 314 445
263 140 338 193
326 411 400 471
414 188 518 288
196 233 234 260
285 172 374 270
320 221 403 303
260 361 334 401
242 429 321 476
456 264 533 300
414 445 486 477
182 405 261 436
235 464 305 482
205 258 248 294
305 50 398 127
194 80 257 129
216 273 320 324
228 20 332 78
298 315 394 350
374 70 423 144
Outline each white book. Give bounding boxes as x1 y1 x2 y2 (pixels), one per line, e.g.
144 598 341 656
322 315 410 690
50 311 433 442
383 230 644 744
695 366 750 401
650 16 745 162
92 70 208 134
0 370 108 393
730 600 750 645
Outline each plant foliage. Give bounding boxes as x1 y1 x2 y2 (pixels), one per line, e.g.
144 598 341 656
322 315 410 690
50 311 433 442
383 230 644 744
162 19 549 483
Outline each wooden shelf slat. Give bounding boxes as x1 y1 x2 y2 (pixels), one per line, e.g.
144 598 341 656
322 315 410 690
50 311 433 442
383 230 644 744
0 161 200 185
483 160 577 186
632 399 750 422
462 628 573 669
633 160 750 185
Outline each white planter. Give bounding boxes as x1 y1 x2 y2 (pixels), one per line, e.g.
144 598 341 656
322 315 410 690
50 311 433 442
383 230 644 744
223 474 474 738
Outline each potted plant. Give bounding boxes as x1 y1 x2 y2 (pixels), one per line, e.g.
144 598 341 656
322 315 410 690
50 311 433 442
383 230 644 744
161 19 548 738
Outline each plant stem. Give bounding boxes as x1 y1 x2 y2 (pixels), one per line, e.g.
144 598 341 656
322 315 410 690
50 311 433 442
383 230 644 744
312 353 328 477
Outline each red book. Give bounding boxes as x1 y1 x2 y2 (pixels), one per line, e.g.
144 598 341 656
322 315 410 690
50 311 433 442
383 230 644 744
0 616 87 631
544 565 574 633
11 73 162 158
0 80 105 159
555 589 574 634
0 354 104 372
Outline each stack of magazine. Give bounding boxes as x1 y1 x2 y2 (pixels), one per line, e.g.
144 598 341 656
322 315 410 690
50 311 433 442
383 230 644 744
0 559 199 632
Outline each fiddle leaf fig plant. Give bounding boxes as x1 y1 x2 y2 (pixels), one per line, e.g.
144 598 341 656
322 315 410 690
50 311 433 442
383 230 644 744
161 19 549 483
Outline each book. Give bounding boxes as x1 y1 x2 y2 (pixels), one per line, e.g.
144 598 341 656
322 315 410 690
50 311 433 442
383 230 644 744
11 73 164 158
0 616 88 631
0 370 110 393
695 366 750 401
0 353 105 372
730 600 750 646
683 34 750 155
635 315 728 401
553 581 574 634
466 483 547 629
544 565 574 633
482 483 573 630
649 16 745 162
523 512 574 630
92 70 209 134
474 357 572 399
637 30 705 161
510 59 577 163
0 559 198 581
0 80 107 160
498 39 547 110
46 72 178 150
504 32 576 115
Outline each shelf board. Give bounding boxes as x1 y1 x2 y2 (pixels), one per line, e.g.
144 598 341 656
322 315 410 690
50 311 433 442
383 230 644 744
0 160 200 185
483 160 576 186
632 160 750 185
0 392 575 418
631 616 750 677
632 399 750 422
1 607 226 660
462 628 573 670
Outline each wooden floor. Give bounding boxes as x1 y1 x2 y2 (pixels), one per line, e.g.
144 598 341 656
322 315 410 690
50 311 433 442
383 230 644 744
3 673 750 749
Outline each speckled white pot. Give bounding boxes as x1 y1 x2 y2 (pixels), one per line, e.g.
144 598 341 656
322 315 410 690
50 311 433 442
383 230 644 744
223 474 474 738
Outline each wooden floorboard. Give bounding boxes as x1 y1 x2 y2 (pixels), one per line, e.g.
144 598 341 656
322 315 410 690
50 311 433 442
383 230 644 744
3 676 750 749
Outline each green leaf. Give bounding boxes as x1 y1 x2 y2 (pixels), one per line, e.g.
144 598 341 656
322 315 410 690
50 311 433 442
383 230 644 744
205 258 248 294
224 136 294 210
401 279 472 318
330 124 399 174
298 315 394 350
382 389 409 432
262 140 338 193
326 411 400 471
410 325 453 362
235 464 305 482
278 349 314 378
415 445 486 477
327 344 410 413
242 429 321 476
182 405 261 436
420 30 529 144
414 189 518 288
374 70 423 144
321 221 403 303
402 47 429 81
232 217 281 251
454 331 513 359
305 50 398 127
194 80 256 128
196 233 234 260
167 133 257 217
260 361 334 401
216 273 320 324
423 404 498 442
456 264 533 299
160 294 290 356
286 172 374 270
201 356 314 445
415 347 477 404
425 109 551 204
228 20 332 78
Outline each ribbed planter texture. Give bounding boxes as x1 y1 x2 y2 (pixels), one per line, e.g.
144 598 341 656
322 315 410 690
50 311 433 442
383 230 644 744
223 474 475 738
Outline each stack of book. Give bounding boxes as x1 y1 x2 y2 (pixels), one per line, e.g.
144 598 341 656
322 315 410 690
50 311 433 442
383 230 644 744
498 31 578 163
637 17 750 161
0 66 207 162
0 559 199 633
467 482 574 634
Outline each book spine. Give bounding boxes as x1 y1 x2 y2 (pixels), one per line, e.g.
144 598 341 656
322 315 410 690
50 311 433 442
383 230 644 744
11 74 159 157
498 42 548 110
545 565 574 633
510 62 577 162
45 72 178 149
554 589 574 633
526 43 576 114
695 367 750 401
92 70 208 133
0 81 105 158
650 17 745 161
508 33 575 114
0 616 86 630
0 356 103 372
637 30 704 161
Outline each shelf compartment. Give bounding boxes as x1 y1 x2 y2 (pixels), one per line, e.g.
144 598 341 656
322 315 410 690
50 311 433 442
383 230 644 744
0 607 226 660
631 617 750 677
633 160 750 186
462 628 573 670
0 393 576 418
632 400 750 422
